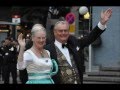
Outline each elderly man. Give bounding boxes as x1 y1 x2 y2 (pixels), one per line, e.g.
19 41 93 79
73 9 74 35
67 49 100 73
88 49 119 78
45 8 112 84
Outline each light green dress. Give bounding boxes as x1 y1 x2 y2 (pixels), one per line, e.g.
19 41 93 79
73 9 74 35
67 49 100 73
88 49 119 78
17 49 58 84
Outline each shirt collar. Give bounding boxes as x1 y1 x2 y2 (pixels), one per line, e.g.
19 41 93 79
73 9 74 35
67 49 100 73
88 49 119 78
54 39 63 48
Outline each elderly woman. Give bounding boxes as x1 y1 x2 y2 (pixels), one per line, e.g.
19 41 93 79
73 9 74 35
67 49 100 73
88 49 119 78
17 24 58 84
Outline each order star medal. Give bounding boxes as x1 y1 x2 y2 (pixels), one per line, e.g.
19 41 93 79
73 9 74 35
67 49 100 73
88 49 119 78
66 69 72 75
9 47 14 51
61 55 66 60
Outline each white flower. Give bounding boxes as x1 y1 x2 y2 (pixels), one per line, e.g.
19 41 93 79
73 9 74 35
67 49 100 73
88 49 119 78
76 46 80 51
9 47 14 51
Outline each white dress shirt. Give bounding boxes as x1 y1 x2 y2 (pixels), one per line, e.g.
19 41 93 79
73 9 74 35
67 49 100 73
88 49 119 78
54 22 106 67
98 21 106 30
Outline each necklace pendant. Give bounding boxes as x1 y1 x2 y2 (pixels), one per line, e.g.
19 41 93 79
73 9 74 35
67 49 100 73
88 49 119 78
46 60 48 62
41 51 44 58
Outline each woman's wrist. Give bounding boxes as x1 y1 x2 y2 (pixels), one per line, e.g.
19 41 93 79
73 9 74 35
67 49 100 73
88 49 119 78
20 46 25 50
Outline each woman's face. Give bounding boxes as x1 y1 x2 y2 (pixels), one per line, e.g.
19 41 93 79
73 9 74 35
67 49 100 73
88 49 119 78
32 31 46 49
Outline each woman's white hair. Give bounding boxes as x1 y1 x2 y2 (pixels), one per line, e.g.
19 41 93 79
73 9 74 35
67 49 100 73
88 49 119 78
31 24 46 36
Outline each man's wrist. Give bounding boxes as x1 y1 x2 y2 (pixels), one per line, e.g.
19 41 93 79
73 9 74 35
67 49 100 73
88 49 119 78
98 21 107 30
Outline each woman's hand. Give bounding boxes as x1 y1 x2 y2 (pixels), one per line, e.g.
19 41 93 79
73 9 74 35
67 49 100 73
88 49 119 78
18 33 26 48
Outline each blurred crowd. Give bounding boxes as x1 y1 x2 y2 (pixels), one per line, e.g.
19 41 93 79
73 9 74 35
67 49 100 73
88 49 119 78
0 36 21 84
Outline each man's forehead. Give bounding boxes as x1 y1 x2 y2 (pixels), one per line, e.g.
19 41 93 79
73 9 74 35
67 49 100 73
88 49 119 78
55 21 68 26
54 21 69 29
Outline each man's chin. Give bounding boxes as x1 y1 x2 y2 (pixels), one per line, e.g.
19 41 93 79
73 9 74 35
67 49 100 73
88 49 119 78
62 38 68 41
61 39 67 43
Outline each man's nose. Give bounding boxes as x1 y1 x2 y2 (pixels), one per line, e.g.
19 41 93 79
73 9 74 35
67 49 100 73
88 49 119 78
61 30 66 34
39 38 45 42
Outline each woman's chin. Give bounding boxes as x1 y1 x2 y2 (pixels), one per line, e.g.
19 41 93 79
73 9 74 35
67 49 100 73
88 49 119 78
36 45 43 49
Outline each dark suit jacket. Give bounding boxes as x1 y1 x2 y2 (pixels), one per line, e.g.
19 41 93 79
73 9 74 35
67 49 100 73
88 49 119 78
45 26 105 84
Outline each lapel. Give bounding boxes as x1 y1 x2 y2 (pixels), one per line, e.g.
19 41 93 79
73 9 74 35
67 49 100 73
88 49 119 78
67 43 77 55
67 42 81 68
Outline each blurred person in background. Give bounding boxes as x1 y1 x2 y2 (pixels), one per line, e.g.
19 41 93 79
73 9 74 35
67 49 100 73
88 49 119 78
2 37 17 84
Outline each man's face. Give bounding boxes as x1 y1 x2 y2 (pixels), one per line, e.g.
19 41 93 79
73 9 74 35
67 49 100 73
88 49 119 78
2 42 5 46
54 23 70 43
5 39 11 46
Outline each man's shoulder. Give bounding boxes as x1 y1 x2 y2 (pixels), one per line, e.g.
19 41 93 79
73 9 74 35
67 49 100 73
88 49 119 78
45 42 55 52
68 35 78 42
45 42 55 47
68 35 78 45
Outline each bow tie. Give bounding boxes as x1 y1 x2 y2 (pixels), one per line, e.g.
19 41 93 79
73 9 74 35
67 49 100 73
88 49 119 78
62 43 68 48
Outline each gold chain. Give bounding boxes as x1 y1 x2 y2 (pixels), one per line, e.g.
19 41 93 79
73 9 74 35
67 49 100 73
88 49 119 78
32 47 45 58
40 50 44 58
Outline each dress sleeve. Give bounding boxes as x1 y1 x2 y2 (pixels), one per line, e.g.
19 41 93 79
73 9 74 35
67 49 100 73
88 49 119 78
45 50 50 57
17 50 33 70
45 50 58 76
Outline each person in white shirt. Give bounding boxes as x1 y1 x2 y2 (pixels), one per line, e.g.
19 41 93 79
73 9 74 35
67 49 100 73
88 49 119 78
17 24 58 84
45 8 112 84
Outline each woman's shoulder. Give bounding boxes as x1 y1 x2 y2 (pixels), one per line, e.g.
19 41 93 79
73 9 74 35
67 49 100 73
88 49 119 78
44 49 50 54
23 49 33 61
44 49 50 57
24 49 34 56
24 49 32 53
44 49 50 52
